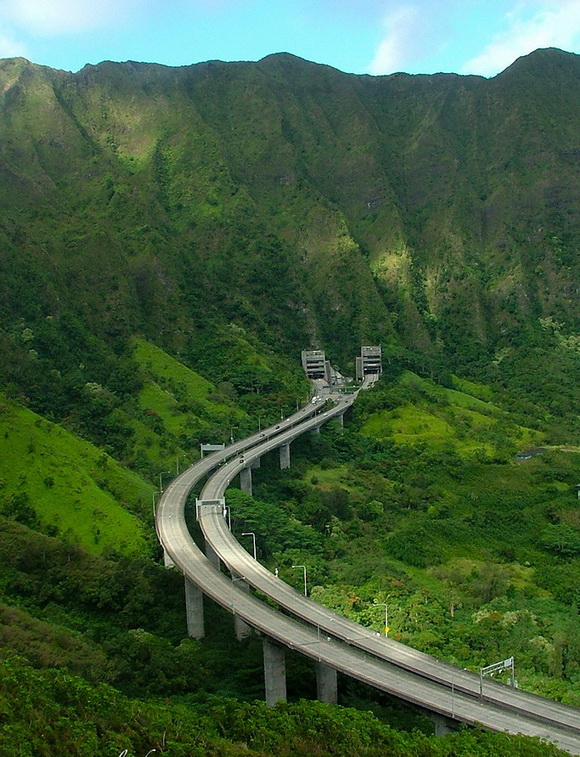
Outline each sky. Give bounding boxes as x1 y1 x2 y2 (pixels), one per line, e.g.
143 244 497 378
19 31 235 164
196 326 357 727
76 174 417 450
0 0 578 78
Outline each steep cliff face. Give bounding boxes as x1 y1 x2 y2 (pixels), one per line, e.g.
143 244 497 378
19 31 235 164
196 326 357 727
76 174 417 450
0 48 578 372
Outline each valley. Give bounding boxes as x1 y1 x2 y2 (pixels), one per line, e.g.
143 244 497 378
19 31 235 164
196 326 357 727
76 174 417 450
0 47 579 755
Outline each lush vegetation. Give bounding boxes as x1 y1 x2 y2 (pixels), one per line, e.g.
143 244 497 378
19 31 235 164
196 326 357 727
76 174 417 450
237 371 580 709
2 651 568 757
0 47 579 755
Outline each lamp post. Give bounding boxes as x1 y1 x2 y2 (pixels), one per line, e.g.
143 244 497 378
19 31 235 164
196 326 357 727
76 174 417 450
159 470 171 492
375 602 389 637
242 532 257 560
292 564 307 596
451 673 455 718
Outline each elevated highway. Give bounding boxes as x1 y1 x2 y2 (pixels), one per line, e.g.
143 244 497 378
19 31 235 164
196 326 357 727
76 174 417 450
156 384 580 754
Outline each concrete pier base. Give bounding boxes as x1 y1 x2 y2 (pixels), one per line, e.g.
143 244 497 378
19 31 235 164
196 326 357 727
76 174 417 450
234 613 252 640
240 466 253 496
163 549 175 568
263 638 287 705
233 578 253 640
279 443 291 470
316 661 338 704
205 540 220 569
184 577 205 639
430 712 455 737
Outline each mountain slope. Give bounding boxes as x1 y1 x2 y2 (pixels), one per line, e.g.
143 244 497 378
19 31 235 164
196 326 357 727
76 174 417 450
1 48 578 374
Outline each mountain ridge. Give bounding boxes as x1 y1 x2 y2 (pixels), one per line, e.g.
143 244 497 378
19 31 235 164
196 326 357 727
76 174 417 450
0 45 578 376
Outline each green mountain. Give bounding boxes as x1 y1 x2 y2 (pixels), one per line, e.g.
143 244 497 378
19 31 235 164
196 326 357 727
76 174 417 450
1 48 578 372
1 48 580 755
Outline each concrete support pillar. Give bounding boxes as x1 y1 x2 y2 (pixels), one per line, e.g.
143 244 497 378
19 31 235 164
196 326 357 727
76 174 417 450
311 425 321 435
430 713 454 737
263 638 287 706
163 549 175 568
251 457 261 469
205 539 220 569
239 466 253 496
233 579 252 640
336 413 344 429
316 661 338 704
279 443 291 470
184 577 205 639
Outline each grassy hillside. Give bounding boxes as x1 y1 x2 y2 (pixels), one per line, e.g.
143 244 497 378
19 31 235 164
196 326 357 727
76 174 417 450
0 394 151 554
358 371 541 457
126 337 248 470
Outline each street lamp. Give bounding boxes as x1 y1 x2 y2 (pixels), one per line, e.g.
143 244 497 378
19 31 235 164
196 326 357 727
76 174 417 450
242 532 257 560
159 470 171 491
374 602 389 637
451 673 455 718
292 564 307 596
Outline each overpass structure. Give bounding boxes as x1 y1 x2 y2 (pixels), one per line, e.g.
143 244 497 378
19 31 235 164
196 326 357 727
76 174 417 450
156 382 580 754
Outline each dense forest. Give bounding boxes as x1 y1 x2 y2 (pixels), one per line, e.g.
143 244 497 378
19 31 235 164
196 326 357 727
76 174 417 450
0 47 579 755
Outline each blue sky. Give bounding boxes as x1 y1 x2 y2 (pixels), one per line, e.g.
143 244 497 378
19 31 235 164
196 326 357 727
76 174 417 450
0 0 578 77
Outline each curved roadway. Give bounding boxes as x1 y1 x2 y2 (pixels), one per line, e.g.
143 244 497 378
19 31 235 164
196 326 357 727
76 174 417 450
157 386 580 755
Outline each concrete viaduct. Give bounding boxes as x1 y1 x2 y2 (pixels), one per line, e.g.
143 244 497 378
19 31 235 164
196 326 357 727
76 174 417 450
156 380 580 754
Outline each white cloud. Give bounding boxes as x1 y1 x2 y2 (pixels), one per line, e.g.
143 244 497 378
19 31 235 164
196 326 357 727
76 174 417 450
463 0 580 76
0 0 144 36
0 30 27 57
369 5 421 75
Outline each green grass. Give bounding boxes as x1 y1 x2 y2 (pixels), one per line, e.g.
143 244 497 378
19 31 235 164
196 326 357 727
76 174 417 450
138 383 190 436
306 464 354 489
450 375 494 402
0 395 151 555
133 337 246 426
360 372 541 456
117 338 250 471
133 338 216 402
